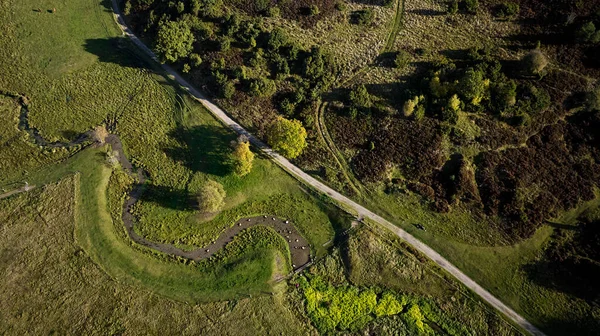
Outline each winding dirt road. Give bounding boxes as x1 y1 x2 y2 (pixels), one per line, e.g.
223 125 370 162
110 1 543 334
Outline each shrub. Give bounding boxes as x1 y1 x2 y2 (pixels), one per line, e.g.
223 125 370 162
91 125 109 144
214 71 235 98
309 4 320 16
197 180 226 213
335 2 346 11
155 20 195 63
492 79 517 111
465 0 478 13
249 77 276 97
249 48 264 67
233 66 247 80
219 37 231 51
414 104 426 120
522 49 548 75
272 55 290 79
447 94 461 112
429 76 448 98
352 9 374 25
123 0 132 15
267 117 308 159
268 6 280 17
394 50 411 69
279 98 296 116
255 0 270 12
189 53 203 67
182 63 191 73
495 2 519 18
576 22 600 43
267 28 289 50
176 1 185 13
447 0 458 14
403 96 421 118
585 86 600 111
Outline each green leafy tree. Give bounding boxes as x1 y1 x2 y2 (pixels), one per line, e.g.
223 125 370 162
232 139 254 176
496 2 519 18
267 117 308 159
585 86 600 111
349 84 372 112
197 180 226 213
465 0 478 13
268 28 289 50
353 9 374 25
155 20 195 63
249 77 276 97
447 0 458 14
459 68 486 105
403 95 422 118
395 50 411 69
189 53 203 67
576 22 598 43
219 37 231 51
268 6 280 17
447 94 461 112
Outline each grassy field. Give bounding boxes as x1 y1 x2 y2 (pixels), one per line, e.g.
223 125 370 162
0 175 315 335
0 0 338 256
287 226 520 335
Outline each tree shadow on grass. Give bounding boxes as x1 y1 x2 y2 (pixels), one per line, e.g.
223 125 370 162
163 125 235 177
83 37 147 69
138 183 196 210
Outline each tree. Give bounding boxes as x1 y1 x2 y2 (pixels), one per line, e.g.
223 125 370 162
267 117 308 159
155 20 195 63
447 94 461 112
403 96 419 117
267 28 288 50
91 125 109 144
197 180 226 213
249 77 276 97
465 0 478 13
232 139 254 176
522 49 548 76
189 53 203 67
395 50 411 69
349 84 372 112
495 2 519 18
576 22 600 43
447 0 458 14
585 86 600 111
459 68 486 105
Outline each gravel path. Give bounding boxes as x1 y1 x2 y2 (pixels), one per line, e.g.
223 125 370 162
109 136 312 269
9 106 312 270
109 1 545 334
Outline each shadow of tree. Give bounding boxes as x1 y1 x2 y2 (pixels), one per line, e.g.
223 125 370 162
137 183 196 210
83 37 147 69
163 125 235 177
